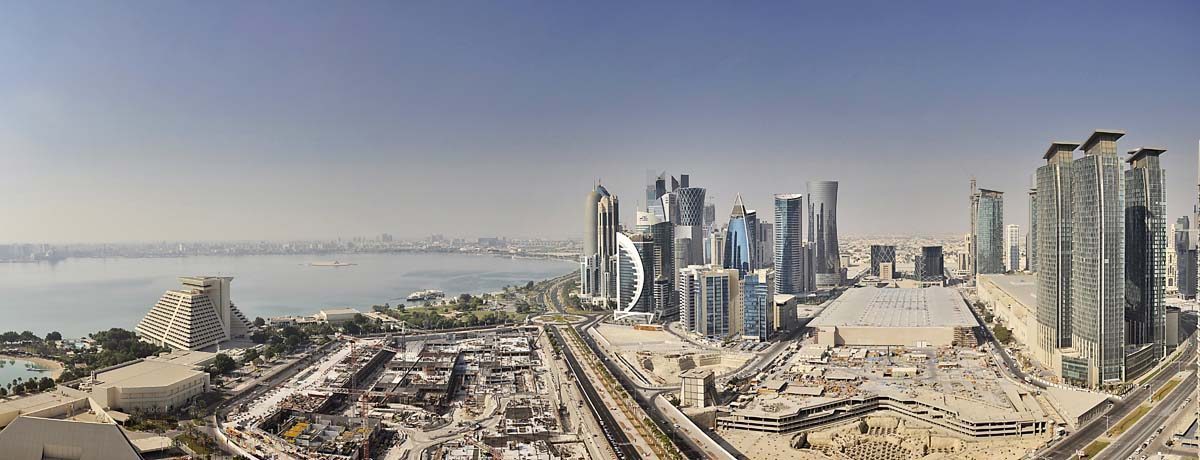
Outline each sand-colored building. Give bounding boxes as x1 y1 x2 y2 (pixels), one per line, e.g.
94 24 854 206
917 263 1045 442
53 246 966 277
808 287 979 347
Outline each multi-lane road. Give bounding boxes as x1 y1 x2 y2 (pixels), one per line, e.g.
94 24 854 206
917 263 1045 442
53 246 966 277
1041 334 1196 459
1098 370 1197 459
548 326 642 459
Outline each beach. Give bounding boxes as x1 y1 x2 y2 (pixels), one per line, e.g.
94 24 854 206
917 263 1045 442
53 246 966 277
0 354 64 380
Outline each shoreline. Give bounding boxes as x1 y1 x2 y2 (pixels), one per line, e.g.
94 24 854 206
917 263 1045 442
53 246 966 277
0 353 65 380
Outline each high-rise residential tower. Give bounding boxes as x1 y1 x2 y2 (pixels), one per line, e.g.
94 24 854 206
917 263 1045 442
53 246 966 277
1005 224 1021 272
1124 147 1167 365
581 183 605 298
1067 130 1126 387
914 246 945 282
807 181 841 287
773 194 805 295
1036 142 1078 369
679 265 741 339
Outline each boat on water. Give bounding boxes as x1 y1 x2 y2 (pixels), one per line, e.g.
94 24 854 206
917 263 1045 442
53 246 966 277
407 289 445 301
309 260 356 267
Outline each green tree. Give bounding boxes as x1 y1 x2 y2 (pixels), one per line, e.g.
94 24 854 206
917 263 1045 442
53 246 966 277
253 317 266 328
37 376 54 391
44 331 62 342
262 348 276 361
242 349 259 364
343 322 362 335
211 354 236 374
0 387 7 397
18 331 38 342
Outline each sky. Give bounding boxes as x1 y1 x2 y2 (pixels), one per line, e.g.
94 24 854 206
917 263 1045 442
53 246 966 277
1 1 1198 243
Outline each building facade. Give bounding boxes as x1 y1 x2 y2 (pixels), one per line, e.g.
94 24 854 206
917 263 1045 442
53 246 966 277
869 245 896 277
1068 130 1126 387
1124 147 1167 364
1175 216 1197 299
1036 142 1078 369
972 186 1005 275
807 181 841 287
724 195 755 277
679 265 741 339
1006 224 1021 272
914 246 945 282
1028 180 1039 272
613 232 655 322
773 194 805 295
136 276 253 350
742 269 775 342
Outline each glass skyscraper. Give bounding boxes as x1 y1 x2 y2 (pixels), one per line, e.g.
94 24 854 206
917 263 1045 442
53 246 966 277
1036 142 1078 368
807 181 841 287
1125 147 1167 363
869 245 896 277
973 188 1005 275
741 269 774 342
724 195 754 277
773 194 804 294
1070 130 1126 386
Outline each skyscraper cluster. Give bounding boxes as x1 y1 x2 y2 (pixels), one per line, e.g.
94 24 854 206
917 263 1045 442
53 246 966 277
1030 130 1169 389
581 176 841 342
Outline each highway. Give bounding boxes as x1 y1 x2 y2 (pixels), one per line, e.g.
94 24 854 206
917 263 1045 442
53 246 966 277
1041 333 1196 459
548 326 642 460
1098 370 1197 459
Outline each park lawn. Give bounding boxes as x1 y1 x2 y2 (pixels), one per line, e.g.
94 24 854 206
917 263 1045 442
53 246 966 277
1107 404 1150 437
1082 440 1109 457
1152 378 1180 402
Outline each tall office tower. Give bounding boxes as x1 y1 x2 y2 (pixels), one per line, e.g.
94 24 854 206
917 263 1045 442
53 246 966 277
703 201 717 232
1036 142 1078 368
680 265 741 339
755 221 773 269
1068 130 1126 387
1125 147 1167 366
646 171 668 220
869 245 896 277
802 242 817 292
724 195 755 277
745 209 760 269
968 179 978 274
972 187 1005 275
914 246 945 282
678 265 699 332
1175 216 1197 299
773 194 805 295
597 188 621 303
650 217 677 320
676 185 707 269
580 183 605 297
614 232 655 322
742 269 775 342
1005 224 1021 272
1028 179 1039 272
137 276 253 350
635 208 654 233
807 181 841 287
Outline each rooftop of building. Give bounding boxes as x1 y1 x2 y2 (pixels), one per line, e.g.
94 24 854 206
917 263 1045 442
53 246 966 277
1082 129 1126 152
1044 141 1081 159
808 287 978 328
319 307 361 315
144 349 216 368
977 273 1037 309
91 360 206 389
0 390 85 416
681 368 713 379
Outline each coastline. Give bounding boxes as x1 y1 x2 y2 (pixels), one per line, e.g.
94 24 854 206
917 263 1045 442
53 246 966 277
0 353 64 380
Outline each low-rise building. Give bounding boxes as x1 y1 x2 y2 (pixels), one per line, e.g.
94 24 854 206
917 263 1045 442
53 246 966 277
316 307 361 324
680 368 716 408
82 359 210 413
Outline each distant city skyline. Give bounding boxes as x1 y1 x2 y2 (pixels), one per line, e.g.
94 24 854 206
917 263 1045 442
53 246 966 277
2 2 1197 244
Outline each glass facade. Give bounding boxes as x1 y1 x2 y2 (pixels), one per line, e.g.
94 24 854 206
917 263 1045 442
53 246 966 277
807 181 841 287
869 245 896 277
741 270 774 341
724 196 754 277
1070 132 1126 385
974 190 1005 274
1124 150 1166 362
1036 146 1075 360
773 194 805 294
914 246 944 281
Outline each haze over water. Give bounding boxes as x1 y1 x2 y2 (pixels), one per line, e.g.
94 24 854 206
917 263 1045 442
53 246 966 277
0 253 573 337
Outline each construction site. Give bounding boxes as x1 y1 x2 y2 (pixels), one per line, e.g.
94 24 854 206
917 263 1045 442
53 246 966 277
224 326 589 459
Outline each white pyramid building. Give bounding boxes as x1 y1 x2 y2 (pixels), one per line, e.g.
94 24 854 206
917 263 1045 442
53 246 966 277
136 276 253 350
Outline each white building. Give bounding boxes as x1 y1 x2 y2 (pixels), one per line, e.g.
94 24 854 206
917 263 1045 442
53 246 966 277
316 307 361 324
136 276 253 350
1005 224 1021 272
83 356 212 413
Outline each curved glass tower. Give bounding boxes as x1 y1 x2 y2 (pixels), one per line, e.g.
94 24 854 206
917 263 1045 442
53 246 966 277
724 195 753 276
807 181 841 287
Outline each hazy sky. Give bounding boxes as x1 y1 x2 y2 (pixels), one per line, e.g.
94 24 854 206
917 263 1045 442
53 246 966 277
2 1 1197 243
